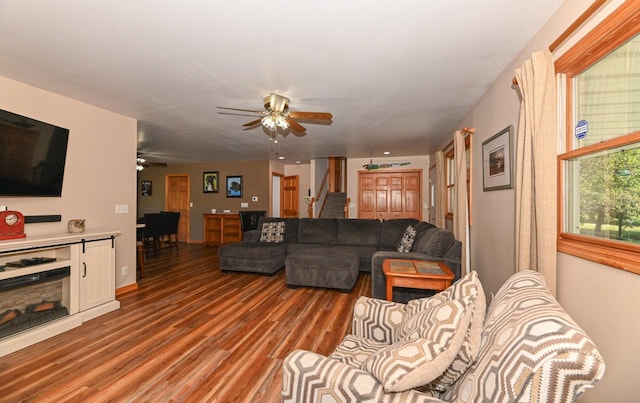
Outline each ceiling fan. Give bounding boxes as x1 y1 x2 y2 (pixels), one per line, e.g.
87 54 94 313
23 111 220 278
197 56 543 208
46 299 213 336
217 93 332 134
136 154 167 171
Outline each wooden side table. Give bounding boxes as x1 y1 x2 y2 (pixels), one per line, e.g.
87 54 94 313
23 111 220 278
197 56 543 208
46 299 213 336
382 259 455 301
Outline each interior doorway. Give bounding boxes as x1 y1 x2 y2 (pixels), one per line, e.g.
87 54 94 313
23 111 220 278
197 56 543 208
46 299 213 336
165 174 190 242
282 175 299 218
271 172 283 218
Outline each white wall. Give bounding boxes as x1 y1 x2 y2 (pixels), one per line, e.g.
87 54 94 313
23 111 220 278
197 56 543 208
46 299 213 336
457 0 637 400
0 76 138 290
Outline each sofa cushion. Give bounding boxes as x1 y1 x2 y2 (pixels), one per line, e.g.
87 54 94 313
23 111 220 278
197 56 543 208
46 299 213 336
329 334 389 368
414 228 456 257
397 225 417 252
336 219 381 246
411 222 436 252
297 218 338 245
259 221 285 243
379 219 419 250
404 271 486 392
362 298 473 393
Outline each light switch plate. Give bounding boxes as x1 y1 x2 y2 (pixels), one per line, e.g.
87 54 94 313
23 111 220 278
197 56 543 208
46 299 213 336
241 202 249 208
115 204 128 214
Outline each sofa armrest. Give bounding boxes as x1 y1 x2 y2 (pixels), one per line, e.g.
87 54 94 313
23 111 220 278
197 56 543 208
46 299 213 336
371 251 462 300
352 296 406 343
282 350 444 403
243 229 261 242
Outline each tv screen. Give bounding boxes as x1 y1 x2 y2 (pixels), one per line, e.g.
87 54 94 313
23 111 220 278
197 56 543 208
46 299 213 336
0 109 69 197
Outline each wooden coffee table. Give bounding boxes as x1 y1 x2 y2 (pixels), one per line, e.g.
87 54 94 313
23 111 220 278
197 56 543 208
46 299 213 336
382 259 455 301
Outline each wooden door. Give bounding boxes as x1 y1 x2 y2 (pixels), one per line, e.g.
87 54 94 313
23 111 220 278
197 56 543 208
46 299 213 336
358 170 422 220
165 174 190 242
282 175 299 218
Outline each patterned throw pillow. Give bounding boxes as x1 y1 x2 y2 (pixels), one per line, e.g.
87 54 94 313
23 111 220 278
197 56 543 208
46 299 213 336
361 298 473 393
259 221 285 243
408 271 486 392
397 225 417 252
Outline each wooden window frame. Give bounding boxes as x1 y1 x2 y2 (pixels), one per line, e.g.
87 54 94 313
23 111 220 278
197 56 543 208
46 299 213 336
443 135 472 221
555 0 640 275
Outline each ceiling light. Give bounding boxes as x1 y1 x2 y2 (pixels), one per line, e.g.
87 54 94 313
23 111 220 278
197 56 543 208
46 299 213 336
261 115 277 131
278 156 285 160
262 113 289 132
383 151 390 155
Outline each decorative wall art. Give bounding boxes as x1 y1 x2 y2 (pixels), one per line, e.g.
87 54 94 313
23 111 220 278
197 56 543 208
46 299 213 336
203 171 219 193
141 180 152 196
226 175 243 198
482 125 513 191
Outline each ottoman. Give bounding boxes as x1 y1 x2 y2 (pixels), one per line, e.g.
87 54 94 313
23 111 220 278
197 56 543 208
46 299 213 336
285 247 359 292
219 242 287 275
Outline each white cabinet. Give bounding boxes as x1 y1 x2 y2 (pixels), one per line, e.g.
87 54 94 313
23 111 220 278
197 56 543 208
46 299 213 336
79 239 116 312
0 231 120 357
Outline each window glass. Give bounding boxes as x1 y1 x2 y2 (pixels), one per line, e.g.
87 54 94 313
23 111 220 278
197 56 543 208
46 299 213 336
573 34 640 148
565 142 640 244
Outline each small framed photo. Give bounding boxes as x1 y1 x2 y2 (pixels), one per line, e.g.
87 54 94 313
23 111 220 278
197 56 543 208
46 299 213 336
203 171 219 193
226 175 243 198
141 180 152 196
482 126 513 191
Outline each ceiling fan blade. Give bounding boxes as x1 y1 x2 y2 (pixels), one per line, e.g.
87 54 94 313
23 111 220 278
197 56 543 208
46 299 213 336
217 106 265 114
288 111 332 120
286 118 306 133
143 161 167 167
242 118 263 127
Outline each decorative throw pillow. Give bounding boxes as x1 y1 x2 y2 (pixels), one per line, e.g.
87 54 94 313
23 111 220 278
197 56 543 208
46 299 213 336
259 221 285 243
409 271 486 392
361 298 473 392
397 225 417 252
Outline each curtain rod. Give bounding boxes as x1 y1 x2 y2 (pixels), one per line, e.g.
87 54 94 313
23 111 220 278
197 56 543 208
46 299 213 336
512 0 607 85
461 127 475 135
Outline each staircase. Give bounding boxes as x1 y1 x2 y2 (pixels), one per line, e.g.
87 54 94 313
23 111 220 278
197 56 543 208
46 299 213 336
320 192 348 218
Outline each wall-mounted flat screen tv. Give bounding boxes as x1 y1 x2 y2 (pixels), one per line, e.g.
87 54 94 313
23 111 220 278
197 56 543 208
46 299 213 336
0 109 69 197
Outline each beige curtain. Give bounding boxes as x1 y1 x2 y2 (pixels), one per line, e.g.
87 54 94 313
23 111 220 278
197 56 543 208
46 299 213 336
435 151 446 228
514 49 557 295
453 131 469 276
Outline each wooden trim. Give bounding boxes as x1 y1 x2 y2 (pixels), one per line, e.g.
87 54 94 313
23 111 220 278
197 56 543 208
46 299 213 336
559 131 640 160
116 282 138 296
549 0 608 53
558 237 640 275
555 0 640 73
513 0 608 85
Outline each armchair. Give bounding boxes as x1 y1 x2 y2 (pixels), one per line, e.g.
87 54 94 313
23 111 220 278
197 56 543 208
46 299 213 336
282 270 605 402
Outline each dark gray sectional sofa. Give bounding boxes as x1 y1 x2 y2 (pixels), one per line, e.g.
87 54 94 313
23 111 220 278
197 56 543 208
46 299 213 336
218 217 461 301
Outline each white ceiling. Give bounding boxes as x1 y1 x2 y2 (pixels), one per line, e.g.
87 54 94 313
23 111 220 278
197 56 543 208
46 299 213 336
0 0 563 164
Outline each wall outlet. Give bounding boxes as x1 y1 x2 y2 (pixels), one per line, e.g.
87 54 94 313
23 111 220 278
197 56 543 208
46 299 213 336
240 202 249 208
122 266 129 276
115 204 128 214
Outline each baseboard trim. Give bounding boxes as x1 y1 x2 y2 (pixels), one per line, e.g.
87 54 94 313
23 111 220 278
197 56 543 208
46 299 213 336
116 283 138 296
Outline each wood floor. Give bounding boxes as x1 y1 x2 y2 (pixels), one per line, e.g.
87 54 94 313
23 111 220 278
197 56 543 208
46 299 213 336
0 244 371 402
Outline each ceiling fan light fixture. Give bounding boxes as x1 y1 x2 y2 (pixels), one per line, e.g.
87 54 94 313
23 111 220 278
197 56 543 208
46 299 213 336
261 115 277 130
275 114 289 130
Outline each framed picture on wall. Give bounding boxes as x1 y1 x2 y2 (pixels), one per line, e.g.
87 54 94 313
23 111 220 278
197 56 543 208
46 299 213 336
482 125 513 191
141 180 152 196
226 175 242 198
203 171 219 193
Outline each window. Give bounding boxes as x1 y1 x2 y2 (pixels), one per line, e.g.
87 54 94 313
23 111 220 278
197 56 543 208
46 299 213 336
443 135 471 221
556 2 640 274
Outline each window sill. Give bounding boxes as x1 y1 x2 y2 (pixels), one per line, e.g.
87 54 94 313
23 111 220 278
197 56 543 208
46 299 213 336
558 235 640 275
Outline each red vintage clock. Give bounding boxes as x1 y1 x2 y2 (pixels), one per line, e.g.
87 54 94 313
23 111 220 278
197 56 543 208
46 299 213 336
0 210 26 240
